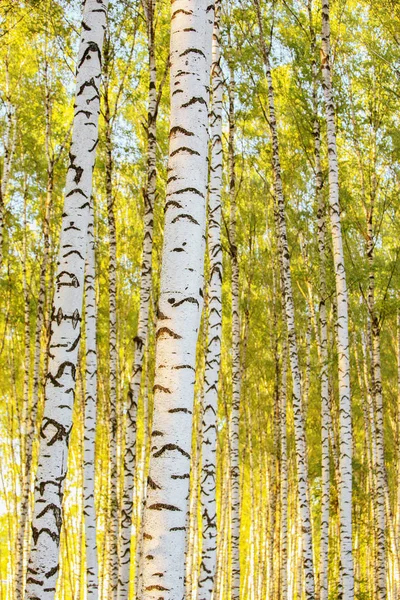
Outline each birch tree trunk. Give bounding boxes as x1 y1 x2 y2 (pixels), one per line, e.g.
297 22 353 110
227 67 242 600
280 340 288 600
0 52 16 268
102 37 120 598
15 49 57 600
14 176 31 600
84 199 99 599
307 3 330 595
321 1 354 595
25 3 107 598
118 2 158 595
254 1 316 596
140 1 214 597
198 0 223 596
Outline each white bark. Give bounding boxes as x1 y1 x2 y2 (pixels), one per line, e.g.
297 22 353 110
102 37 120 597
0 53 16 268
307 3 330 594
321 1 354 595
228 69 242 600
140 1 214 597
118 3 158 595
84 199 99 598
25 3 107 598
280 340 288 600
197 3 223 595
254 1 316 596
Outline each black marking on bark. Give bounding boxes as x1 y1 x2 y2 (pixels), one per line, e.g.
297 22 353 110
165 200 183 210
72 309 80 329
169 408 191 414
88 139 99 152
171 473 190 479
173 297 199 307
66 187 88 199
153 444 190 459
170 126 194 137
170 146 200 157
68 153 84 183
169 187 204 198
170 526 186 531
182 96 207 108
172 9 192 18
65 221 79 231
56 271 79 288
78 41 102 69
74 109 92 118
146 585 170 591
56 307 63 326
180 48 206 59
156 327 181 340
40 418 70 447
148 503 181 511
148 476 161 490
153 384 171 394
63 249 85 260
66 332 81 353
77 77 99 97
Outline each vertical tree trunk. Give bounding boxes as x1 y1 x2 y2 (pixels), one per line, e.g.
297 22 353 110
197 3 223 595
16 49 56 600
118 2 158 595
102 37 120 598
84 199 99 598
280 339 288 600
321 1 353 596
140 1 214 597
14 175 31 600
366 163 386 600
0 52 16 268
228 67 242 600
25 3 108 598
254 1 316 596
307 3 330 596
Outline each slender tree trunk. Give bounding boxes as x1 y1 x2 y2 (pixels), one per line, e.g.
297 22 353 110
118 2 158 596
280 339 288 600
0 52 16 268
16 50 56 600
84 199 99 598
366 169 386 600
14 176 31 600
227 67 242 600
254 1 316 596
198 2 223 596
102 38 120 598
307 3 331 596
321 1 353 595
25 3 108 598
140 1 214 597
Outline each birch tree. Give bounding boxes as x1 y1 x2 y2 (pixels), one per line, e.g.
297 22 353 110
306 2 330 595
25 3 108 598
84 199 99 599
118 2 159 595
254 0 316 596
140 1 214 597
321 0 354 595
227 68 242 600
198 1 223 595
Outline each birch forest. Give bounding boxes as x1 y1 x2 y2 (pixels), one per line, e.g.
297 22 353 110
1 0 400 598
